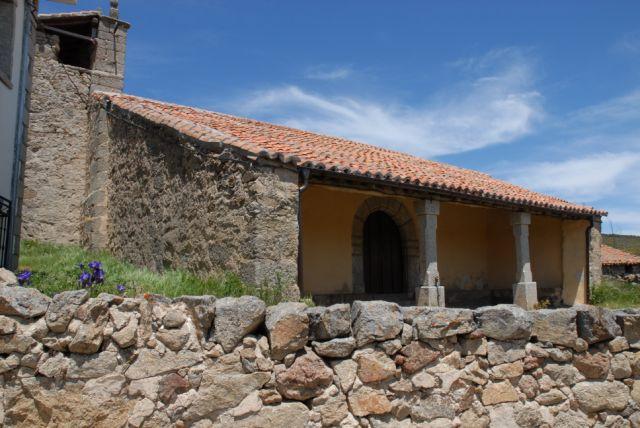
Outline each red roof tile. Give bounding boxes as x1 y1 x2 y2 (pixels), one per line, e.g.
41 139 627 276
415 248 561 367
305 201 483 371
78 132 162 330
602 245 640 266
95 92 606 216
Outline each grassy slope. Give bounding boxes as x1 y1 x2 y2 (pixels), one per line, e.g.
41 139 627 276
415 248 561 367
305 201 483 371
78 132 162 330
603 234 640 256
591 278 640 309
18 240 298 305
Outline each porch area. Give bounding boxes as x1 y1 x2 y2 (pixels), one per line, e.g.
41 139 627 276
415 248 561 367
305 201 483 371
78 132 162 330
300 184 591 309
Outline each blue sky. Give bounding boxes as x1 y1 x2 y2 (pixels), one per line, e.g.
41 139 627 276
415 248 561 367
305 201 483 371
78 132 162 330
43 1 640 234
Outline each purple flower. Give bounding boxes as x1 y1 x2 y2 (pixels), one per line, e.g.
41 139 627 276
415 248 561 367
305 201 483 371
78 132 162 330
116 284 126 294
92 268 105 284
78 271 92 288
88 261 102 270
76 263 84 270
17 270 32 286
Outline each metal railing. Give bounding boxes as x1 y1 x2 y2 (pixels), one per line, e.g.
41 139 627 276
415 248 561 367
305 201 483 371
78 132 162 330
0 196 11 268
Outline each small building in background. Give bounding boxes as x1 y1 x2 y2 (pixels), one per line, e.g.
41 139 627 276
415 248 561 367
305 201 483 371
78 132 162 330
602 244 640 279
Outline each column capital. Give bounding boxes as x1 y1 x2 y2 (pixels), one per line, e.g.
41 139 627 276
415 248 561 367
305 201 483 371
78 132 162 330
414 199 440 216
511 211 531 226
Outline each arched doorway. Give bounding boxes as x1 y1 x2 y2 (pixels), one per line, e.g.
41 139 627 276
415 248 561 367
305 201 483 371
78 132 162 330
363 211 406 293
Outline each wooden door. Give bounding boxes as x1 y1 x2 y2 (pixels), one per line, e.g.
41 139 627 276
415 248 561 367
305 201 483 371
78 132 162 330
363 211 405 293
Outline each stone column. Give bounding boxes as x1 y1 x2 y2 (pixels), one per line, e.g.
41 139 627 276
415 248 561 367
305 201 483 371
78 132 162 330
588 217 603 295
511 212 538 310
414 200 444 306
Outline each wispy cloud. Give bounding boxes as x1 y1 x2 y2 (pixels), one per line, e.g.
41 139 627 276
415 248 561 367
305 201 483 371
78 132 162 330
501 152 640 203
305 66 353 80
613 31 640 55
236 49 543 157
603 208 640 236
567 89 640 127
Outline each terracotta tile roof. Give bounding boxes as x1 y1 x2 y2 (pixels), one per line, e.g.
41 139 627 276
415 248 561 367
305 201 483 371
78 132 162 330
95 92 606 216
602 245 640 266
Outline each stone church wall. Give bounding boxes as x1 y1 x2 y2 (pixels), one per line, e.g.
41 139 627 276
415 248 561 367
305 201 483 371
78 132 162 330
85 102 299 289
21 37 93 244
22 15 128 245
0 284 639 426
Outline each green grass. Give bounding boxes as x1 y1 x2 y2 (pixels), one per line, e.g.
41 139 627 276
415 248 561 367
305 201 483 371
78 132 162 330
591 278 640 309
603 234 640 256
18 240 310 306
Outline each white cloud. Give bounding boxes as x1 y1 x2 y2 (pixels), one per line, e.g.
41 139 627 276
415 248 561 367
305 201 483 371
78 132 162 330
603 208 640 236
613 31 640 55
501 152 640 203
567 89 640 127
236 49 543 157
305 66 353 80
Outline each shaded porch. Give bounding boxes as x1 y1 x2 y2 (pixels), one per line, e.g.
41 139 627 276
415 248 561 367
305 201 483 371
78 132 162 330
300 184 591 308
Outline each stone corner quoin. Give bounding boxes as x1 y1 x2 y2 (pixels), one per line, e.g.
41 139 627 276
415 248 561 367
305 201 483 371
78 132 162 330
0 284 639 426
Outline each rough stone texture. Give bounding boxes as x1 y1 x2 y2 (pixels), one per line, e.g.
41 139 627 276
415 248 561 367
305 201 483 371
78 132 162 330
312 337 356 358
0 285 51 318
617 313 640 349
22 38 93 245
0 287 637 427
573 381 630 413
413 307 475 339
214 296 266 352
275 350 333 400
531 308 578 348
348 385 392 417
87 102 300 289
576 305 622 344
400 341 439 374
45 290 89 333
355 351 396 383
481 381 519 405
307 304 351 340
0 269 17 286
265 302 309 360
475 304 533 340
351 301 403 346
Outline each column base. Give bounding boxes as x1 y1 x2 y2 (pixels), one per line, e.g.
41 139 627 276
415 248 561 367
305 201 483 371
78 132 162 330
513 282 538 310
416 286 445 307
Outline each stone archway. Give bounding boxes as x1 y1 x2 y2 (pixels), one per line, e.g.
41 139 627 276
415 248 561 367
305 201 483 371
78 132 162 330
352 197 419 294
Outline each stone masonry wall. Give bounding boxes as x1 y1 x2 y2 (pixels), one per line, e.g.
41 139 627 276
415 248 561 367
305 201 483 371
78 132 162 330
0 283 640 427
21 36 92 244
87 103 299 288
22 16 128 245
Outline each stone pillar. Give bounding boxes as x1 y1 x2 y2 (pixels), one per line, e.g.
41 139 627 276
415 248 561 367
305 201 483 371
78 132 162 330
511 212 538 310
414 200 444 306
588 217 603 294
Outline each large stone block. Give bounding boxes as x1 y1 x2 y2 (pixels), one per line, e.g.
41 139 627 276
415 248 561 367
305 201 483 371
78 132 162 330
306 303 351 340
0 285 51 318
275 350 333 400
266 302 309 360
616 313 640 349
531 308 578 348
213 296 266 352
475 304 533 340
575 305 621 344
572 381 630 413
413 307 476 340
351 301 403 346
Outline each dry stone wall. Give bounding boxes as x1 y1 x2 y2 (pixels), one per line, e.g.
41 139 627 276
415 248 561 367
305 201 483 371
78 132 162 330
0 285 640 427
